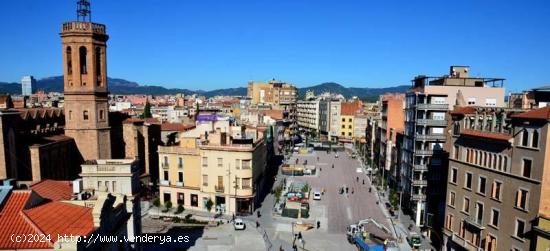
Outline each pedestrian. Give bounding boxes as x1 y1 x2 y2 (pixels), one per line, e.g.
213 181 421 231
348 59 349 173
345 187 349 194
257 211 261 218
317 220 320 229
232 213 235 222
362 179 365 185
298 232 302 240
352 188 354 194
256 220 260 228
332 164 334 168
279 245 284 251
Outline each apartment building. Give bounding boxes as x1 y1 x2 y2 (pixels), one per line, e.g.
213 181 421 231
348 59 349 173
340 100 363 140
402 66 505 228
158 127 266 215
378 94 405 176
329 101 342 141
442 106 550 251
297 99 329 136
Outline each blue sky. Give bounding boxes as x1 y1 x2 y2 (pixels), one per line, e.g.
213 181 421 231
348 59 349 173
1 0 549 92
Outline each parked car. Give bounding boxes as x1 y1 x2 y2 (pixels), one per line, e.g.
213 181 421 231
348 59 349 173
313 191 322 200
335 153 339 158
234 218 246 230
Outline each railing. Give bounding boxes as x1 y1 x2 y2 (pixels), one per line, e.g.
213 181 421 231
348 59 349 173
162 163 169 169
62 21 106 34
416 134 446 141
412 179 428 186
215 186 225 193
451 233 483 251
416 119 447 126
160 180 170 186
414 164 429 171
178 164 183 169
412 194 427 201
416 149 433 155
416 103 448 110
175 182 184 187
464 216 485 229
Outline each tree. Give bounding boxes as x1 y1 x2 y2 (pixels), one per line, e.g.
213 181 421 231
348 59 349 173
301 183 310 193
141 101 152 118
176 204 185 214
205 198 214 212
165 200 173 211
153 197 160 207
390 190 400 210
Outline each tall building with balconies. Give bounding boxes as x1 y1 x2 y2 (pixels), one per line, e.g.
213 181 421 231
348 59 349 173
378 93 405 180
402 66 505 228
158 127 266 215
442 106 550 251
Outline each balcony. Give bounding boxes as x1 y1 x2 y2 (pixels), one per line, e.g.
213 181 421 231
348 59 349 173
413 164 429 171
416 103 448 110
415 134 446 141
215 186 225 193
178 164 183 169
464 216 485 230
175 182 184 187
412 194 427 201
412 179 428 186
62 21 106 34
451 233 483 251
160 180 170 186
416 119 447 127
162 163 169 169
415 149 433 155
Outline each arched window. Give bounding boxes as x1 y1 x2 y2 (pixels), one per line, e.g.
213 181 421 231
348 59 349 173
492 153 497 169
69 110 72 120
522 130 529 146
83 110 89 120
66 46 72 75
79 46 88 74
95 47 102 86
532 130 539 148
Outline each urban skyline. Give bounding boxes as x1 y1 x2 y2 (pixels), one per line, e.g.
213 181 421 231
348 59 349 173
1 1 549 91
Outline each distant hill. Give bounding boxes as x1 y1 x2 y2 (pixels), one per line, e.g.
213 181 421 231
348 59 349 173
0 76 409 99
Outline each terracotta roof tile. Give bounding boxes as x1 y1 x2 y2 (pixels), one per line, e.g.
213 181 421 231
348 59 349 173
511 106 550 120
24 201 94 242
461 129 512 142
144 118 160 124
261 110 284 120
160 123 195 132
341 100 362 116
31 180 74 202
0 191 51 249
450 106 477 115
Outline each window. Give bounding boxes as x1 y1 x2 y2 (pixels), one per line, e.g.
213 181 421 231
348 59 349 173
163 171 168 181
450 168 458 184
503 156 508 171
465 172 472 190
83 110 89 120
178 172 183 182
95 47 102 84
478 176 486 195
491 181 502 201
485 98 496 106
105 181 110 192
217 158 223 167
522 158 532 178
348 132 352 136
515 189 529 211
177 193 184 205
342 118 345 122
242 160 251 169
178 157 183 168
476 202 484 223
453 145 459 159
521 130 529 146
69 110 72 120
348 125 352 129
79 46 87 74
163 156 168 166
202 157 208 167
99 110 104 120
515 219 526 239
66 46 73 75
490 208 499 228
191 194 198 207
348 118 352 122
463 197 470 214
98 180 102 188
448 191 456 207
242 178 252 189
235 159 240 169
341 125 345 129
432 112 445 120
445 214 454 230
202 175 208 186
483 152 488 167
111 181 116 192
532 130 539 148
341 132 345 136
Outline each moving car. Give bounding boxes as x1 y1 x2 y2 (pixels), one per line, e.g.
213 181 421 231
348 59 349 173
407 233 422 248
313 191 322 200
335 153 339 158
234 218 246 230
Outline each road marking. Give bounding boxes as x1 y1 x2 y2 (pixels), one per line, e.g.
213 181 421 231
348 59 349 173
346 207 352 221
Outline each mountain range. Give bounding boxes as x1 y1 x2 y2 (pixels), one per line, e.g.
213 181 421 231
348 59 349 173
0 76 409 100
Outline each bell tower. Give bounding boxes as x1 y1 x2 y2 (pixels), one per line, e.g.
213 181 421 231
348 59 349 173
61 0 111 160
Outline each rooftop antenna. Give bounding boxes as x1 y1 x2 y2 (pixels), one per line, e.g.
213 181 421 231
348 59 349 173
77 0 92 22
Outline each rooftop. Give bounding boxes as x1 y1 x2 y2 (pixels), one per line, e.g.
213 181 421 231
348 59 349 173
461 129 512 142
511 106 550 120
31 180 73 202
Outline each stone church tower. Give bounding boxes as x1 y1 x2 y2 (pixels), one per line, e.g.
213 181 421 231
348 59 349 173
60 1 111 160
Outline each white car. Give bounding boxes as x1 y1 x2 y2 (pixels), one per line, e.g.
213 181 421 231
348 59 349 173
313 191 322 200
335 153 339 158
234 218 245 230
